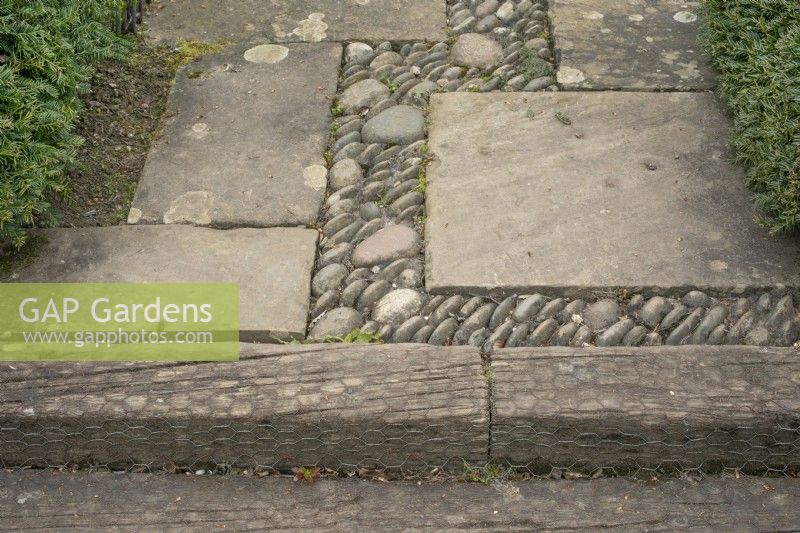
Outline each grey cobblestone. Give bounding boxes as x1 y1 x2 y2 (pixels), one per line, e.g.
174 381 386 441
304 1 800 350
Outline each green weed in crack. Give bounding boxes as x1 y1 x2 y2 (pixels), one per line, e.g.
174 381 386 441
518 49 553 81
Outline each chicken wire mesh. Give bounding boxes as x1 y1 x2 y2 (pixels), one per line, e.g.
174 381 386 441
491 422 800 479
4 0 800 482
0 347 798 481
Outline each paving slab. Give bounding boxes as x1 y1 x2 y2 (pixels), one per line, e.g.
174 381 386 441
552 0 716 89
3 226 318 341
425 92 800 296
130 42 340 228
144 0 447 44
2 472 799 531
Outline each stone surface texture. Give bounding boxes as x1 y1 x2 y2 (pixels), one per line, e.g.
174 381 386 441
551 0 716 89
425 92 800 296
361 105 426 145
131 43 340 227
4 226 318 341
338 79 391 114
309 307 364 339
303 2 559 345
153 1 800 349
450 33 504 68
352 225 421 267
144 0 447 43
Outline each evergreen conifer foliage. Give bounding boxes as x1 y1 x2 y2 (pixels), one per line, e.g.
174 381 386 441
0 0 130 246
701 0 800 235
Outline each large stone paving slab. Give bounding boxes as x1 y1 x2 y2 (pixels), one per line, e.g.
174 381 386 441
425 92 800 296
4 226 318 341
552 0 715 89
144 0 447 44
130 42 340 228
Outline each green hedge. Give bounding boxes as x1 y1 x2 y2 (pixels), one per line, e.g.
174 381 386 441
700 0 800 235
0 0 130 246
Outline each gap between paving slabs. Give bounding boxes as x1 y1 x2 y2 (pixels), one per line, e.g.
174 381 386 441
308 0 559 341
306 0 800 348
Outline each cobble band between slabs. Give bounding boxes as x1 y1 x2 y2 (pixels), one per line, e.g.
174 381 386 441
304 0 800 348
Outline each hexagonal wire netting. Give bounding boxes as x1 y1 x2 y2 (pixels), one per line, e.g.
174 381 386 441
0 356 798 481
6 0 797 483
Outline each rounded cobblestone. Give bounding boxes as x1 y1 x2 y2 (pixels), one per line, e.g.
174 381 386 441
583 299 620 331
372 289 426 325
392 316 427 343
345 42 374 65
311 263 348 297
356 280 392 312
596 318 635 347
351 225 421 268
505 323 530 347
513 294 547 322
310 307 364 340
528 318 559 346
362 105 426 145
639 296 672 328
451 33 504 69
428 317 460 345
453 303 496 345
305 6 798 351
329 158 364 190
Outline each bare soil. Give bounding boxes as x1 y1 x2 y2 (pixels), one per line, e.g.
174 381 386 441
54 40 176 228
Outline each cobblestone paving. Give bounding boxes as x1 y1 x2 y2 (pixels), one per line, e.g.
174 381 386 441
306 0 800 348
116 0 800 347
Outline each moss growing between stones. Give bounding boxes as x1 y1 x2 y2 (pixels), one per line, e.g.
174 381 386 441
518 49 552 80
330 102 345 118
416 165 427 194
384 79 400 93
326 328 384 344
413 213 427 232
463 462 511 484
169 39 230 68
